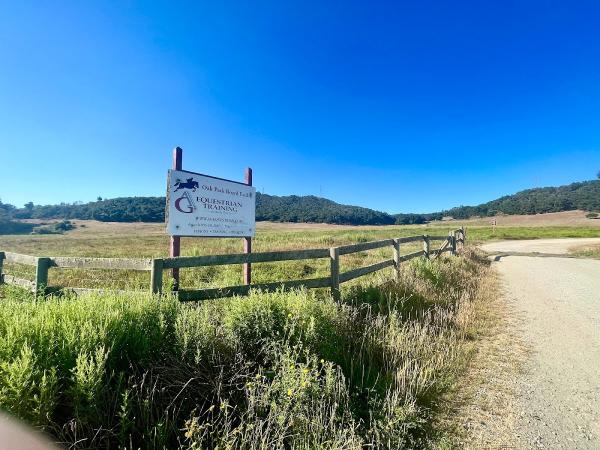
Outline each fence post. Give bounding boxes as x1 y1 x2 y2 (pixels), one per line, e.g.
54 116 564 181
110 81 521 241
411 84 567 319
392 239 400 281
448 231 454 255
461 226 466 248
150 258 164 294
35 257 50 295
0 252 4 284
422 235 430 259
330 247 340 301
454 231 458 254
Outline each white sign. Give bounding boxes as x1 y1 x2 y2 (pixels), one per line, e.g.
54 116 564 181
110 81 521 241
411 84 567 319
166 169 256 237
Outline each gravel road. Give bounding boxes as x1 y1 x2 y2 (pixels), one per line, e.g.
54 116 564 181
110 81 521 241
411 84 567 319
482 237 600 255
481 239 600 449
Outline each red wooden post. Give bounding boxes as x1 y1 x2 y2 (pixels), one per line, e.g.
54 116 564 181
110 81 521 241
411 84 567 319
243 167 253 285
170 147 183 290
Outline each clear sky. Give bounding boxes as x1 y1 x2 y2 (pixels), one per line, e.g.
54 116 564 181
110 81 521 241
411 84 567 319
1 1 599 213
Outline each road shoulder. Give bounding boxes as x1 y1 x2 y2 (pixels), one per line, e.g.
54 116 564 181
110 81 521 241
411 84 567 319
437 266 528 449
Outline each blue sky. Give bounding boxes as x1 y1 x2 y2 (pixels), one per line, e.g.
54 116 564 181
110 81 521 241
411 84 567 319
1 1 599 213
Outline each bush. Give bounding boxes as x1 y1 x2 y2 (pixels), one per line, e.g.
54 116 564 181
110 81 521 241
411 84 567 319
31 220 75 234
0 219 35 235
585 212 599 219
0 252 488 449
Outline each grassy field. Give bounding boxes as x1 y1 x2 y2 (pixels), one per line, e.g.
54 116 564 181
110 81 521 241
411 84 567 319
431 209 600 228
2 219 599 291
464 225 600 241
0 250 491 449
2 219 595 448
1 220 445 291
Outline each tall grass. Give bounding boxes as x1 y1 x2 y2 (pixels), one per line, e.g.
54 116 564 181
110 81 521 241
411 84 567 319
0 251 488 449
3 220 598 290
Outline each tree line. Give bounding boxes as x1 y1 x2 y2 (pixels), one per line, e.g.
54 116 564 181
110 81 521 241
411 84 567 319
0 202 35 234
2 178 599 234
1 194 397 228
441 180 600 219
255 194 396 225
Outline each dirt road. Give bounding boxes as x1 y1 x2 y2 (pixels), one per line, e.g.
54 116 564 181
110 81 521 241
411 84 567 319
481 237 600 255
481 239 600 449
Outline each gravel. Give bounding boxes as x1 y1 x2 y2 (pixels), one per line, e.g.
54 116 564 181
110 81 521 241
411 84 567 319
481 239 600 449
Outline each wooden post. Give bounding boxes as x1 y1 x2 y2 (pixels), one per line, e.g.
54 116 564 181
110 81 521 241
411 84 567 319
170 147 183 290
330 247 340 301
461 226 466 248
150 258 164 294
35 257 50 295
392 239 400 281
0 252 4 284
243 167 253 285
423 235 430 259
449 231 456 255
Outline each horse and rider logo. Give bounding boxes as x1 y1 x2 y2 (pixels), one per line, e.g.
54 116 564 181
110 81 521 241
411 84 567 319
174 178 199 192
173 177 198 213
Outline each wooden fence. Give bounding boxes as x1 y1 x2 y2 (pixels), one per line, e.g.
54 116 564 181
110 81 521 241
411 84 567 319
0 228 466 301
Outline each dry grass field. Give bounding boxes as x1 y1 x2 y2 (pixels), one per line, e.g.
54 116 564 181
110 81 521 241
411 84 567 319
0 220 440 291
432 209 600 227
2 215 600 291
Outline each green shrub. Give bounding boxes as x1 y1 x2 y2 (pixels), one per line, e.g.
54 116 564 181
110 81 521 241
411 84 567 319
0 252 487 449
184 349 361 449
31 220 75 234
0 218 34 235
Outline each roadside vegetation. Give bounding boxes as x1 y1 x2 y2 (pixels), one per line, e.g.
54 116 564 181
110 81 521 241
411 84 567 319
0 250 489 449
570 243 600 259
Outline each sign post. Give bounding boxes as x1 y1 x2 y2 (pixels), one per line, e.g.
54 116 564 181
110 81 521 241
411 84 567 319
170 147 183 290
165 148 256 291
243 167 253 285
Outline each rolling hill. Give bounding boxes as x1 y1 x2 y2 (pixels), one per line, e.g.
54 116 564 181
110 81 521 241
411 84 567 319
2 178 599 233
2 193 396 227
441 180 600 219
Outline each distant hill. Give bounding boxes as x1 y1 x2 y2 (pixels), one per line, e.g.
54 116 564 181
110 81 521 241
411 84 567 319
4 193 396 226
2 178 599 233
393 212 443 225
11 197 167 223
256 194 395 225
441 180 600 219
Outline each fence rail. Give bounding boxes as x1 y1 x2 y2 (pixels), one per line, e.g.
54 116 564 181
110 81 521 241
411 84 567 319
0 228 466 301
162 248 330 269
